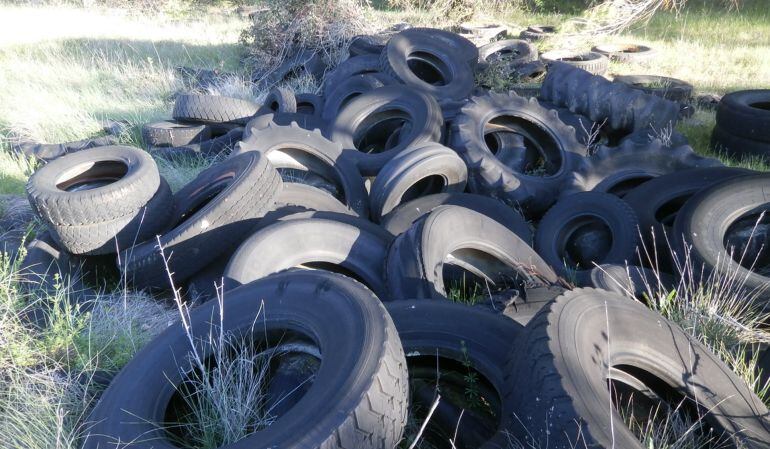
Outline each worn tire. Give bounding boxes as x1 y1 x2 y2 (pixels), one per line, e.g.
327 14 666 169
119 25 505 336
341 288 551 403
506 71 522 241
380 29 475 101
519 25 556 41
540 62 680 133
541 50 609 75
386 206 557 300
224 214 392 299
712 123 770 160
322 73 393 121
564 139 723 197
450 92 587 216
234 119 369 216
329 85 443 176
716 89 770 143
259 86 297 114
380 192 532 243
172 94 258 125
478 39 538 68
51 177 173 255
27 145 160 226
399 27 478 66
624 167 753 264
583 264 674 299
295 93 323 116
369 142 467 222
141 120 211 147
535 191 639 279
83 270 409 449
592 43 656 63
613 75 693 103
120 152 281 290
672 173 770 304
506 288 770 449
321 54 382 97
387 299 524 449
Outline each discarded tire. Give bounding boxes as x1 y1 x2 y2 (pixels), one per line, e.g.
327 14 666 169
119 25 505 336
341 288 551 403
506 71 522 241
450 91 587 216
564 139 723 197
672 173 770 304
381 28 475 102
329 85 443 176
535 191 639 280
478 39 538 69
235 118 369 216
387 299 523 449
519 25 556 41
592 43 656 63
386 206 557 300
613 74 693 103
540 62 681 134
541 50 609 75
84 270 409 449
716 89 770 143
380 192 532 242
172 94 259 125
141 120 211 147
224 213 392 299
369 141 468 222
506 288 770 449
623 167 752 264
120 151 282 290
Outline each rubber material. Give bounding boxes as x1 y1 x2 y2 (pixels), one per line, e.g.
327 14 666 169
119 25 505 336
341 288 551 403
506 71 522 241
27 145 160 226
506 288 770 449
329 85 444 176
386 206 557 300
369 142 467 222
449 92 587 216
120 152 282 290
535 191 640 278
380 192 532 243
83 270 409 449
141 120 211 147
224 214 392 299
234 119 369 216
564 139 723 197
172 94 258 125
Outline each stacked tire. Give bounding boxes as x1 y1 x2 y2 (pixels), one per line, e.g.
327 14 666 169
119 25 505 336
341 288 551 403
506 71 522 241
712 90 770 160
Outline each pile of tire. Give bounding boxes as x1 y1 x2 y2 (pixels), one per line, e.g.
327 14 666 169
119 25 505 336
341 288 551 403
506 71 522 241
712 90 770 160
18 25 770 449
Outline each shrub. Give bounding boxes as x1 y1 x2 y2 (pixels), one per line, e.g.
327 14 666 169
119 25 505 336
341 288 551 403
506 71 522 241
238 0 370 77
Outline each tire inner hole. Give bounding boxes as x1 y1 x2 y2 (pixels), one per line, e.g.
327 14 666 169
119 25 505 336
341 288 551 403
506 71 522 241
750 101 770 111
654 194 692 228
724 209 770 275
484 116 562 176
401 175 447 204
442 248 530 303
175 176 232 227
407 51 451 86
56 160 128 192
354 110 412 154
163 330 321 448
401 355 500 449
606 175 654 197
608 364 735 449
270 148 345 200
558 215 613 270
